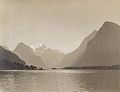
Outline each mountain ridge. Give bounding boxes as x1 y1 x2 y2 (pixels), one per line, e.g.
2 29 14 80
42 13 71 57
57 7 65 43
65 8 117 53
60 30 97 67
74 21 120 66
14 42 46 68
34 43 65 68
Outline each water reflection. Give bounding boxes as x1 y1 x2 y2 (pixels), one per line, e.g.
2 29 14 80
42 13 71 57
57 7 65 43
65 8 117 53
0 70 119 92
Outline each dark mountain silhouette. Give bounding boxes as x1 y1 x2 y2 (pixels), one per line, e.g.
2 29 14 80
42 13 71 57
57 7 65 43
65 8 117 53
60 31 97 67
32 43 65 68
14 42 46 68
0 45 26 69
74 21 120 66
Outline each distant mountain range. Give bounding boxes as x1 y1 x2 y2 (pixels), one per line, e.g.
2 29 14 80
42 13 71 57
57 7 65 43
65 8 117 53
31 43 65 68
14 42 46 68
14 42 65 68
1 21 120 69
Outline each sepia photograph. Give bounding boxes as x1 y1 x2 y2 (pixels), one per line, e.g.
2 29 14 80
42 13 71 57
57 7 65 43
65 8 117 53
0 0 120 92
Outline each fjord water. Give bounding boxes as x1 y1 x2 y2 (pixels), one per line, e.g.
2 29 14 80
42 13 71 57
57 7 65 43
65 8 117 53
0 70 119 92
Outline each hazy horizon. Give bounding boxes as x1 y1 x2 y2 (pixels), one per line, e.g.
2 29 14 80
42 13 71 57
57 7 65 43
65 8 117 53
0 0 120 53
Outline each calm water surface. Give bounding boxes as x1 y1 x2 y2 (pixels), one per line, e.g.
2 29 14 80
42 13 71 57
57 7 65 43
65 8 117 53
0 70 120 92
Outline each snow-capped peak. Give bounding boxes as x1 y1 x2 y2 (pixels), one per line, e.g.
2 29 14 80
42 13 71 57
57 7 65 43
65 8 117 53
30 42 46 50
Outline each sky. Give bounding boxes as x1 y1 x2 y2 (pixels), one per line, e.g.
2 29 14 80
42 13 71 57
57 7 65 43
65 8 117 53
0 0 120 53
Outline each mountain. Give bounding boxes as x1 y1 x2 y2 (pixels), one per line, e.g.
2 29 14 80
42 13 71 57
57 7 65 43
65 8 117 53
0 45 26 69
31 43 65 68
30 43 46 50
60 31 97 67
14 42 46 68
75 21 120 66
